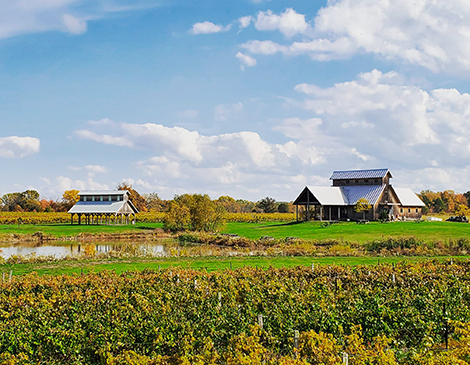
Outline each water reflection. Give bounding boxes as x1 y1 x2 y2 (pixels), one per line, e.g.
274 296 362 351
0 239 174 259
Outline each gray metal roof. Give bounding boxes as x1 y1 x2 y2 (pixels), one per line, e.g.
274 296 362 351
330 169 390 180
341 185 386 205
68 201 136 214
78 190 128 196
392 187 425 207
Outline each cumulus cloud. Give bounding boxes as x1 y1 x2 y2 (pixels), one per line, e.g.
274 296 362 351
238 1 470 72
236 52 257 70
0 136 40 158
279 70 470 173
238 16 253 29
191 21 231 35
54 176 109 192
254 8 311 37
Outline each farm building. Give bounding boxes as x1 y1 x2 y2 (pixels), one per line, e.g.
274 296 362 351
68 190 139 225
293 169 425 221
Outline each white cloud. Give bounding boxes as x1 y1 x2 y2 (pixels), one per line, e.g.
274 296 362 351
0 136 40 158
62 13 87 34
54 176 109 192
239 1 470 72
0 0 158 39
255 8 311 37
236 52 257 70
191 21 231 35
238 16 253 29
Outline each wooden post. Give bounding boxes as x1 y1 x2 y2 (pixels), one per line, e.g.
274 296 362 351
258 314 263 329
343 352 349 365
296 205 298 221
338 207 340 221
329 206 331 221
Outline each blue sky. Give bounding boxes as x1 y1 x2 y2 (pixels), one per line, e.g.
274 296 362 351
2 0 470 201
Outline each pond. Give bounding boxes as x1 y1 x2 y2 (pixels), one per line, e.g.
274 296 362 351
0 238 253 260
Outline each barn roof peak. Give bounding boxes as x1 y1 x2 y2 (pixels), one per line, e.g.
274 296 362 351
330 168 391 180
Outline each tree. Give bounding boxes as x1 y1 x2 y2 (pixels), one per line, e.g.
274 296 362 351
433 198 446 213
455 204 470 218
278 202 290 213
62 190 80 210
164 194 226 232
163 200 190 231
117 182 147 212
257 197 277 213
354 198 372 220
144 192 167 212
215 196 242 213
1 190 41 212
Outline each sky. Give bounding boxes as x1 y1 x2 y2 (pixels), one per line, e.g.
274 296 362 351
2 0 470 201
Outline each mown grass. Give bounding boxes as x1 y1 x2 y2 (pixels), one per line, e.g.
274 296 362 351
0 222 163 239
1 220 470 244
221 220 470 243
0 255 465 277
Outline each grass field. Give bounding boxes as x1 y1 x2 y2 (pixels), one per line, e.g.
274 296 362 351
0 222 163 239
1 220 470 244
221 220 470 243
0 255 464 276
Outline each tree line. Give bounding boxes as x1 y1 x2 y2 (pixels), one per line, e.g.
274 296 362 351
0 184 292 215
418 190 470 215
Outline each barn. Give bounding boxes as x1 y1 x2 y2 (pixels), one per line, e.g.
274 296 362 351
68 190 139 225
293 169 425 221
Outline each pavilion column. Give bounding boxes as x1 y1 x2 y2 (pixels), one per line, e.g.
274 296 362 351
320 206 323 222
338 207 340 221
329 206 331 221
70 214 73 225
296 205 298 221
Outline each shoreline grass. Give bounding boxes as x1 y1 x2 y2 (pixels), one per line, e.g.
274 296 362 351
1 254 467 276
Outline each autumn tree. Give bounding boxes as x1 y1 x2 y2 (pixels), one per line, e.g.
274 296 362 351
215 196 242 213
1 190 42 212
62 190 80 210
117 182 147 212
354 198 372 220
257 197 277 213
164 194 226 231
144 192 167 212
277 202 290 213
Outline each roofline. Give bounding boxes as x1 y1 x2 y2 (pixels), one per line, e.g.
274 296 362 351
78 190 129 195
329 168 392 180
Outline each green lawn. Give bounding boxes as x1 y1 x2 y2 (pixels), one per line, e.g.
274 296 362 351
0 220 469 244
0 255 464 276
221 220 470 243
0 222 163 239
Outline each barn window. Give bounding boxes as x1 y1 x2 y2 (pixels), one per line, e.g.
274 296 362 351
400 208 403 213
408 208 411 213
375 179 379 183
100 196 103 201
355 180 358 184
364 179 369 183
416 208 418 213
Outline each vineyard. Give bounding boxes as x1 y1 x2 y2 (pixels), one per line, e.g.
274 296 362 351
0 212 295 225
1 261 470 364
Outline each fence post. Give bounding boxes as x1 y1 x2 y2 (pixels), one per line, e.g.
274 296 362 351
294 330 299 350
258 314 263 329
218 292 222 307
9 270 12 282
342 352 349 365
311 263 314 271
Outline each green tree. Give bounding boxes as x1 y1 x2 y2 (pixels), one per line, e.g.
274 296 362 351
117 182 147 212
277 202 290 213
257 197 277 213
1 190 41 212
215 196 242 213
354 198 372 220
433 197 446 213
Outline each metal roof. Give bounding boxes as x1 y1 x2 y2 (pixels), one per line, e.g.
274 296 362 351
330 169 390 180
392 187 425 207
68 201 138 214
306 186 347 206
78 190 129 196
341 185 385 205
295 184 385 206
